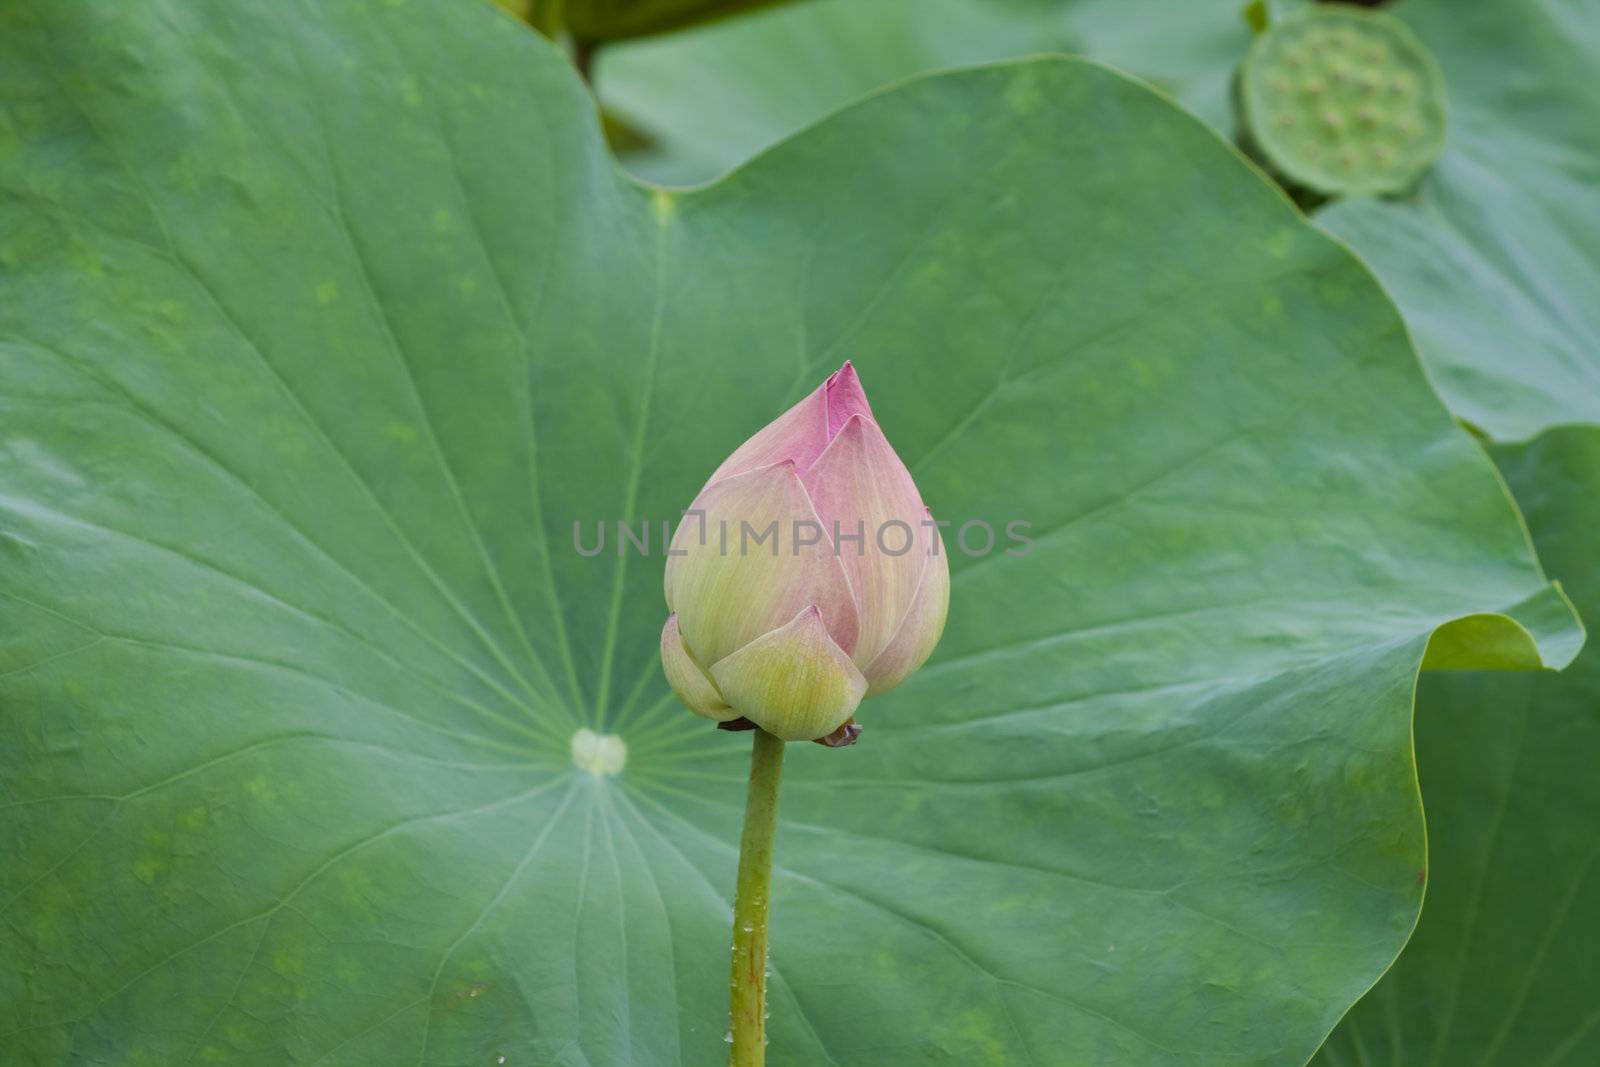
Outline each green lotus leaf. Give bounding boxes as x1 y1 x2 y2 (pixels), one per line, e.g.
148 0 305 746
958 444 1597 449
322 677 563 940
598 0 1250 185
1317 0 1600 442
1318 426 1600 1067
0 2 1580 1065
601 0 1598 442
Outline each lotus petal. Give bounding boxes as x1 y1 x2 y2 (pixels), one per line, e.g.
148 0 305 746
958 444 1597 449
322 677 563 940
666 461 860 664
660 613 736 721
703 381 831 488
863 532 951 696
822 361 875 440
710 605 868 741
802 413 930 665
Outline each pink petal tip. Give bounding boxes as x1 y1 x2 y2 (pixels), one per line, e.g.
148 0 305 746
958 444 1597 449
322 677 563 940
824 361 874 439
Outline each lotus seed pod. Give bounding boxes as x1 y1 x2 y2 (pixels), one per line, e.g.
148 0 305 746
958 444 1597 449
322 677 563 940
1238 3 1446 197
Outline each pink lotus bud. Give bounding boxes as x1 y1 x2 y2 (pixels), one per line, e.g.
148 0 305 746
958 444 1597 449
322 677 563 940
661 362 949 743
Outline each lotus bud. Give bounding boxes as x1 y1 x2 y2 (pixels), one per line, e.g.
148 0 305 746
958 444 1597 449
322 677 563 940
661 362 949 744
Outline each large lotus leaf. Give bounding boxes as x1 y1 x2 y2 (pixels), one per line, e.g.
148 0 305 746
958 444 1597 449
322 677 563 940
605 0 1600 439
0 2 1582 1065
1317 0 1600 443
597 0 1248 184
1316 425 1600 1067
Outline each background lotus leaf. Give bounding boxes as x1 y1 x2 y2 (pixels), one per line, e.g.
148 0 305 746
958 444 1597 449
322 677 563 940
1316 426 1600 1067
597 0 1248 185
1317 0 1600 442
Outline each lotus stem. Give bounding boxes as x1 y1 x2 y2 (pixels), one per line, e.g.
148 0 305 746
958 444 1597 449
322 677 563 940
729 728 785 1066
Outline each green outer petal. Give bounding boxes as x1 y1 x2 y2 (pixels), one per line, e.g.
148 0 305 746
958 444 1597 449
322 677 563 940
666 460 860 664
709 605 867 741
660 612 735 720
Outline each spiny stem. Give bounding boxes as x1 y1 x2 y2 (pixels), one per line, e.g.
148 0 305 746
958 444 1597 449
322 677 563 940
729 728 784 1066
